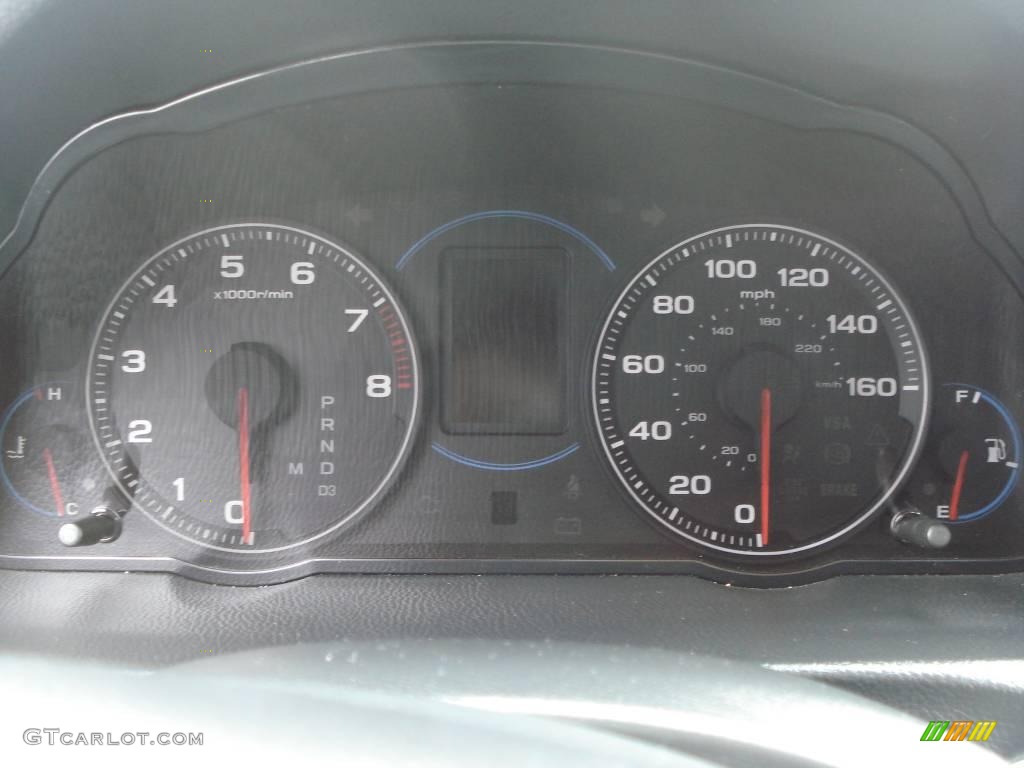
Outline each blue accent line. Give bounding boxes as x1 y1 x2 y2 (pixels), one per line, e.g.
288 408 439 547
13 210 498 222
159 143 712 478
943 383 1022 523
0 383 68 517
431 441 580 472
396 210 615 271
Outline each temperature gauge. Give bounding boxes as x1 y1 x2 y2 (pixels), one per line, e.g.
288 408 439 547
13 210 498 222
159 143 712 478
1 383 115 520
909 383 1021 524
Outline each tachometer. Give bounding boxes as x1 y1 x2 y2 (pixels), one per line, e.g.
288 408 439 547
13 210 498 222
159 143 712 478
592 224 928 557
88 223 420 554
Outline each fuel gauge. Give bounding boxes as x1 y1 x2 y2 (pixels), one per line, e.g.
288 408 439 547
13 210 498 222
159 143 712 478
1 382 115 520
908 383 1021 524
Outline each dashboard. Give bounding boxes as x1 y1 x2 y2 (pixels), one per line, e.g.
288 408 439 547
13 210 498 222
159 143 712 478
2 41 1023 586
5 2 1024 765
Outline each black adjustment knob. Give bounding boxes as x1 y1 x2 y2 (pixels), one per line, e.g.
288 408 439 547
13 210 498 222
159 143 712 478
890 508 951 550
58 507 121 547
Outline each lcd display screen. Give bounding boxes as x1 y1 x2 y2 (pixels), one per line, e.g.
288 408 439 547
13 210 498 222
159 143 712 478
442 248 568 434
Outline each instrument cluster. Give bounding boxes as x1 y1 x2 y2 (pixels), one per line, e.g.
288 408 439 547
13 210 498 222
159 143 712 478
0 43 1022 584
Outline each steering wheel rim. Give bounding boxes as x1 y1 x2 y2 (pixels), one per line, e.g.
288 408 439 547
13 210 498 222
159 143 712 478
0 640 1006 767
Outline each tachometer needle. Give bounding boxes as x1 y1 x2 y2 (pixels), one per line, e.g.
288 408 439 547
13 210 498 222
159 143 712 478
948 449 969 522
760 388 772 546
42 447 65 518
237 386 252 544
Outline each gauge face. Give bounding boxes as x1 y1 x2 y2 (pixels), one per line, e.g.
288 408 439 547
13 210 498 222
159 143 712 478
1 383 115 518
88 223 420 554
909 384 1021 524
593 224 929 557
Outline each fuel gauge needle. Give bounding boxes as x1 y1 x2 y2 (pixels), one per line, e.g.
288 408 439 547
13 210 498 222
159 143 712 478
237 387 252 544
948 449 969 522
42 447 65 517
760 387 772 547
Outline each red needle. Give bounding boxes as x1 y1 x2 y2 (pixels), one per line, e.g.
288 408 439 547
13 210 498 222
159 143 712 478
238 387 252 544
949 450 969 522
42 447 65 517
760 388 772 547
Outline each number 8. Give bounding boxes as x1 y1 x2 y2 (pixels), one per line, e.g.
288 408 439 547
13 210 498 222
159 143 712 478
366 375 392 398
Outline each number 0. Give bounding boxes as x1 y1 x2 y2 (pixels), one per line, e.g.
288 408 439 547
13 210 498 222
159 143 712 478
734 504 756 524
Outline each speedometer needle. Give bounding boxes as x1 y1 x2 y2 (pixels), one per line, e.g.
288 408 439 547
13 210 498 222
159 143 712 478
760 388 772 547
948 449 969 522
237 386 252 544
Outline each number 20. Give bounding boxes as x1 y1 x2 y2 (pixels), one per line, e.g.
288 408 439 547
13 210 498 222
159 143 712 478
669 475 712 495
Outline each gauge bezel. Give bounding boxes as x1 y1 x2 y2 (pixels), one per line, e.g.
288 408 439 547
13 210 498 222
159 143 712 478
926 383 1023 524
591 223 931 558
86 222 422 554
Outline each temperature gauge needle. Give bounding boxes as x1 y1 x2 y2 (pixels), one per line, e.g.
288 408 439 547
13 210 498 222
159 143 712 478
42 447 65 518
760 387 772 546
948 449 969 522
237 387 252 544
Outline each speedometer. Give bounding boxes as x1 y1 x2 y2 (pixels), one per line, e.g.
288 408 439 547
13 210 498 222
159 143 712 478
88 223 420 554
592 224 929 557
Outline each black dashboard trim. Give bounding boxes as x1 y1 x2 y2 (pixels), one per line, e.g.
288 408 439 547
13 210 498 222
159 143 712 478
1 41 1020 291
3 553 1024 587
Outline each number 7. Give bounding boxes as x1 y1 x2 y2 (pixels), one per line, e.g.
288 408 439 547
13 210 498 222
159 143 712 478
345 309 368 332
